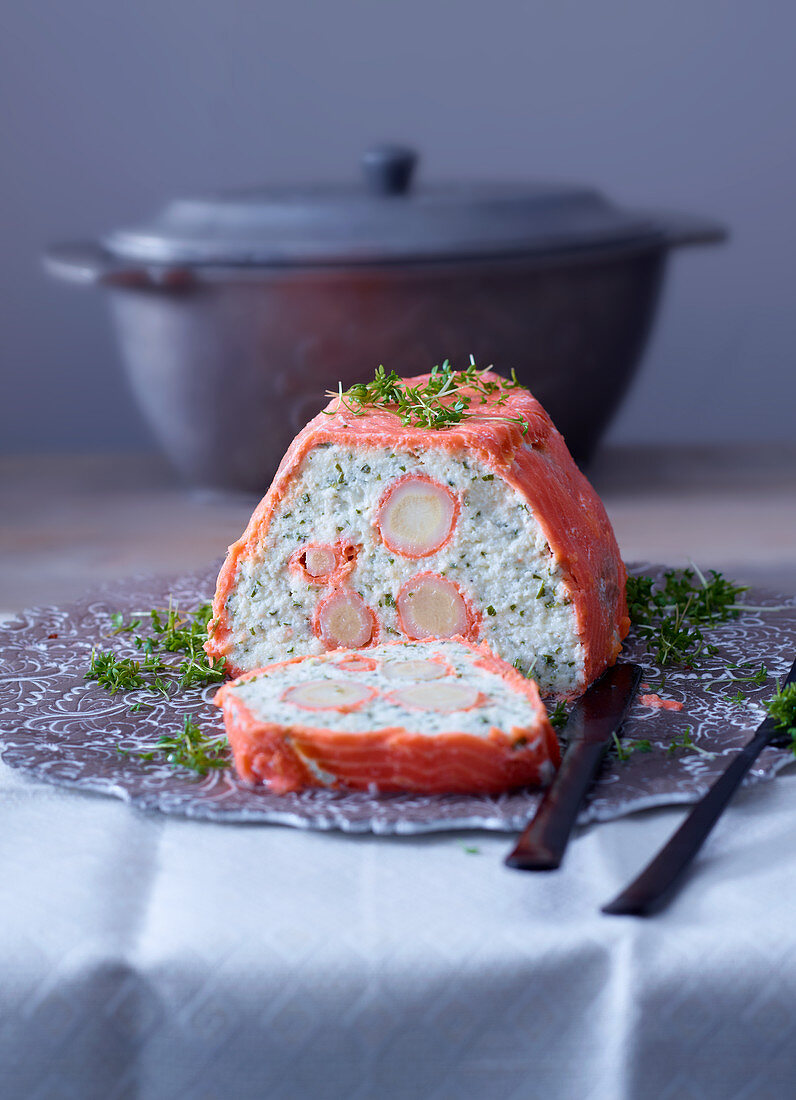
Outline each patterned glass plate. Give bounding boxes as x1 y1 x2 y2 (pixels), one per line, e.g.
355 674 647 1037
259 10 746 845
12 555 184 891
0 562 794 834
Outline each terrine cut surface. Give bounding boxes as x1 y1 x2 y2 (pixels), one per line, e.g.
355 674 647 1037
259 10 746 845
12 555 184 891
214 638 560 794
206 367 629 696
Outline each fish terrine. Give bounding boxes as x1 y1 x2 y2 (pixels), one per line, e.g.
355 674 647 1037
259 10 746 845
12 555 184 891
206 365 629 696
214 638 560 794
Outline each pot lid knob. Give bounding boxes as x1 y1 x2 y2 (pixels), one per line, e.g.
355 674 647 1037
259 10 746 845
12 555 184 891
361 145 418 196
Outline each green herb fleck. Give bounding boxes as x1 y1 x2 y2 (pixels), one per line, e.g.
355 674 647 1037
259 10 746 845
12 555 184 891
128 713 230 775
613 733 653 762
323 359 529 434
548 701 569 730
766 681 796 754
627 567 750 670
667 727 714 758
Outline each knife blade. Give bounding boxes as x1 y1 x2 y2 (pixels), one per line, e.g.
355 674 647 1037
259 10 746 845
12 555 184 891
505 661 642 871
602 656 796 916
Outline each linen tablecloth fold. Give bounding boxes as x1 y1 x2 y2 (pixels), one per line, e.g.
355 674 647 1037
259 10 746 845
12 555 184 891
2 759 796 1099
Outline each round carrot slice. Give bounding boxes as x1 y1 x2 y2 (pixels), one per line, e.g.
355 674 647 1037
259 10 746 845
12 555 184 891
304 546 337 578
282 679 374 711
316 589 375 649
333 655 378 673
381 658 448 681
391 681 482 712
396 573 472 640
376 475 458 558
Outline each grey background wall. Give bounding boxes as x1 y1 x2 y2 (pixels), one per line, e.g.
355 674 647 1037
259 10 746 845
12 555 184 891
2 0 794 454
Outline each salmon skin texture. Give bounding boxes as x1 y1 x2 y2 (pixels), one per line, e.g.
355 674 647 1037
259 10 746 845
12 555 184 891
206 369 629 697
214 638 560 795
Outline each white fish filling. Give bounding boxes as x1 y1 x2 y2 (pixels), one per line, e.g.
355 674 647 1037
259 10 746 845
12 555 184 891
230 640 546 739
224 444 586 693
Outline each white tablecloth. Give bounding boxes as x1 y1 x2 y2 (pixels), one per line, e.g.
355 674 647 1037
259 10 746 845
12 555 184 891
2 754 796 1100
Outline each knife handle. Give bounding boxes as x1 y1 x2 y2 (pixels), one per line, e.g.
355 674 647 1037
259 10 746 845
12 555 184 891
505 739 609 870
601 725 772 915
603 655 796 916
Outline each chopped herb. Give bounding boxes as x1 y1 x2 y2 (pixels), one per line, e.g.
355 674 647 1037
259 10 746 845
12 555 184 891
86 650 148 693
667 727 714 759
613 733 653 762
548 701 569 730
482 474 494 481
486 605 496 617
462 844 481 855
323 358 528 434
111 613 142 635
361 464 371 474
627 567 751 670
766 681 796 754
87 601 225 708
132 713 230 775
383 593 396 608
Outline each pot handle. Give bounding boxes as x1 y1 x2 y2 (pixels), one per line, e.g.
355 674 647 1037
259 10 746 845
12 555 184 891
652 211 729 249
43 242 195 288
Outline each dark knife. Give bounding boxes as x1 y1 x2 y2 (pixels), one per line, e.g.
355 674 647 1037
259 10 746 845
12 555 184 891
505 661 642 871
602 656 796 917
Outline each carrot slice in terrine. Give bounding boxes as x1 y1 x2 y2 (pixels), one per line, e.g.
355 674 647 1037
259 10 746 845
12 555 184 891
214 638 560 795
206 363 629 697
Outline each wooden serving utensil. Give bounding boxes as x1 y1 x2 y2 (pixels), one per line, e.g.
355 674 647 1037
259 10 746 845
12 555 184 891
505 662 642 871
602 656 796 916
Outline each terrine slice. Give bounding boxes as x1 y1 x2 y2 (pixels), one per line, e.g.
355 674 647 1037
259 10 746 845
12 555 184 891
214 638 560 794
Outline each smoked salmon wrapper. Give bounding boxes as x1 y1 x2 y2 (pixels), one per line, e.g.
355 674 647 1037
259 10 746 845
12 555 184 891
214 638 561 795
206 365 629 697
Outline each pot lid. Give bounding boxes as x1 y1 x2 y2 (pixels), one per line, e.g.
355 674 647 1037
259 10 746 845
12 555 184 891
104 145 663 267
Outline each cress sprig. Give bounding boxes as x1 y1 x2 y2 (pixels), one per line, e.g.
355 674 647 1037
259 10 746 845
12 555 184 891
617 565 790 761
86 600 226 705
765 681 796 756
119 714 230 775
626 566 752 670
324 358 529 434
86 600 230 775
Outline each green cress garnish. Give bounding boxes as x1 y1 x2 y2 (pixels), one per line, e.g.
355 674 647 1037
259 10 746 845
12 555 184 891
626 566 751 670
765 681 796 755
121 714 230 775
666 727 715 759
86 600 230 774
612 733 653 762
324 358 529 434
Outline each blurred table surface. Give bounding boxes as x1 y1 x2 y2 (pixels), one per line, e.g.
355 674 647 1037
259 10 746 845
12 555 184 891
2 443 796 612
2 445 796 1100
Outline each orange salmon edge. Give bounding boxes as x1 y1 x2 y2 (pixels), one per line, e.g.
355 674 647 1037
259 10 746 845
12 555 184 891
639 693 684 711
389 681 482 712
380 658 449 682
396 573 471 640
333 655 378 673
305 546 338 578
376 475 458 558
282 679 375 711
316 589 375 649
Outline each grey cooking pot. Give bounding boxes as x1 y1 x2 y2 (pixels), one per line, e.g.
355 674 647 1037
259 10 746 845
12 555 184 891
45 146 725 492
